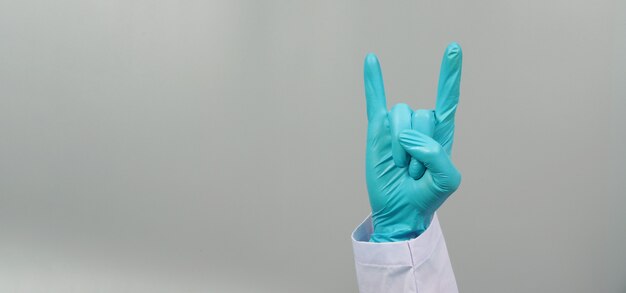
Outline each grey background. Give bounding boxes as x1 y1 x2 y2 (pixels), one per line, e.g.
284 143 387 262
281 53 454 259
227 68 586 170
1 0 624 292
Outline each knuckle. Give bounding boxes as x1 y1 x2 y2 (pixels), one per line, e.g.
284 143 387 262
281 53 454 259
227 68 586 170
449 170 462 192
391 103 411 112
412 109 434 120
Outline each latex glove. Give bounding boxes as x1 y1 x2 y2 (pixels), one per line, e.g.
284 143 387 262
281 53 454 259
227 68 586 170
364 43 463 242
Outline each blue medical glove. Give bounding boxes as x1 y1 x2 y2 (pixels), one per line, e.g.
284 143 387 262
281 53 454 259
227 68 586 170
364 43 463 242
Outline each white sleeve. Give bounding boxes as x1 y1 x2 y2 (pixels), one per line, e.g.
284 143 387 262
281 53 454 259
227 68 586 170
351 214 458 293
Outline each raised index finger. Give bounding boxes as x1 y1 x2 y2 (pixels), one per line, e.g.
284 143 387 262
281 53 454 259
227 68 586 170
434 42 463 153
364 53 387 121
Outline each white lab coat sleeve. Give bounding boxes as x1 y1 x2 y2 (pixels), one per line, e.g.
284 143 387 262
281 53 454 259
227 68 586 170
352 214 458 293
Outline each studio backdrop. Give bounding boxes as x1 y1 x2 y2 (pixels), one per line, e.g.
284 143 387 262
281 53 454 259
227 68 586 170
0 1 625 292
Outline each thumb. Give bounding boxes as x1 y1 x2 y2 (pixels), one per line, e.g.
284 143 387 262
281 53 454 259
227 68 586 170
398 130 462 194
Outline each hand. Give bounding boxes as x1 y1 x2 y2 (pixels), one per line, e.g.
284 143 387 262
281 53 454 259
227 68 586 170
363 43 463 242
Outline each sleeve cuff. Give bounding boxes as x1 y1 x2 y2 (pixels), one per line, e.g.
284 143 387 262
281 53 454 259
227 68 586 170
351 213 444 267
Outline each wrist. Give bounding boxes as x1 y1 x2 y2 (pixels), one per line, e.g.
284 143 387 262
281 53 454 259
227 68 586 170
370 226 416 242
370 213 434 243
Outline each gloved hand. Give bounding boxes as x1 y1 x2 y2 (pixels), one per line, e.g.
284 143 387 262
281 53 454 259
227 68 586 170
364 43 463 242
